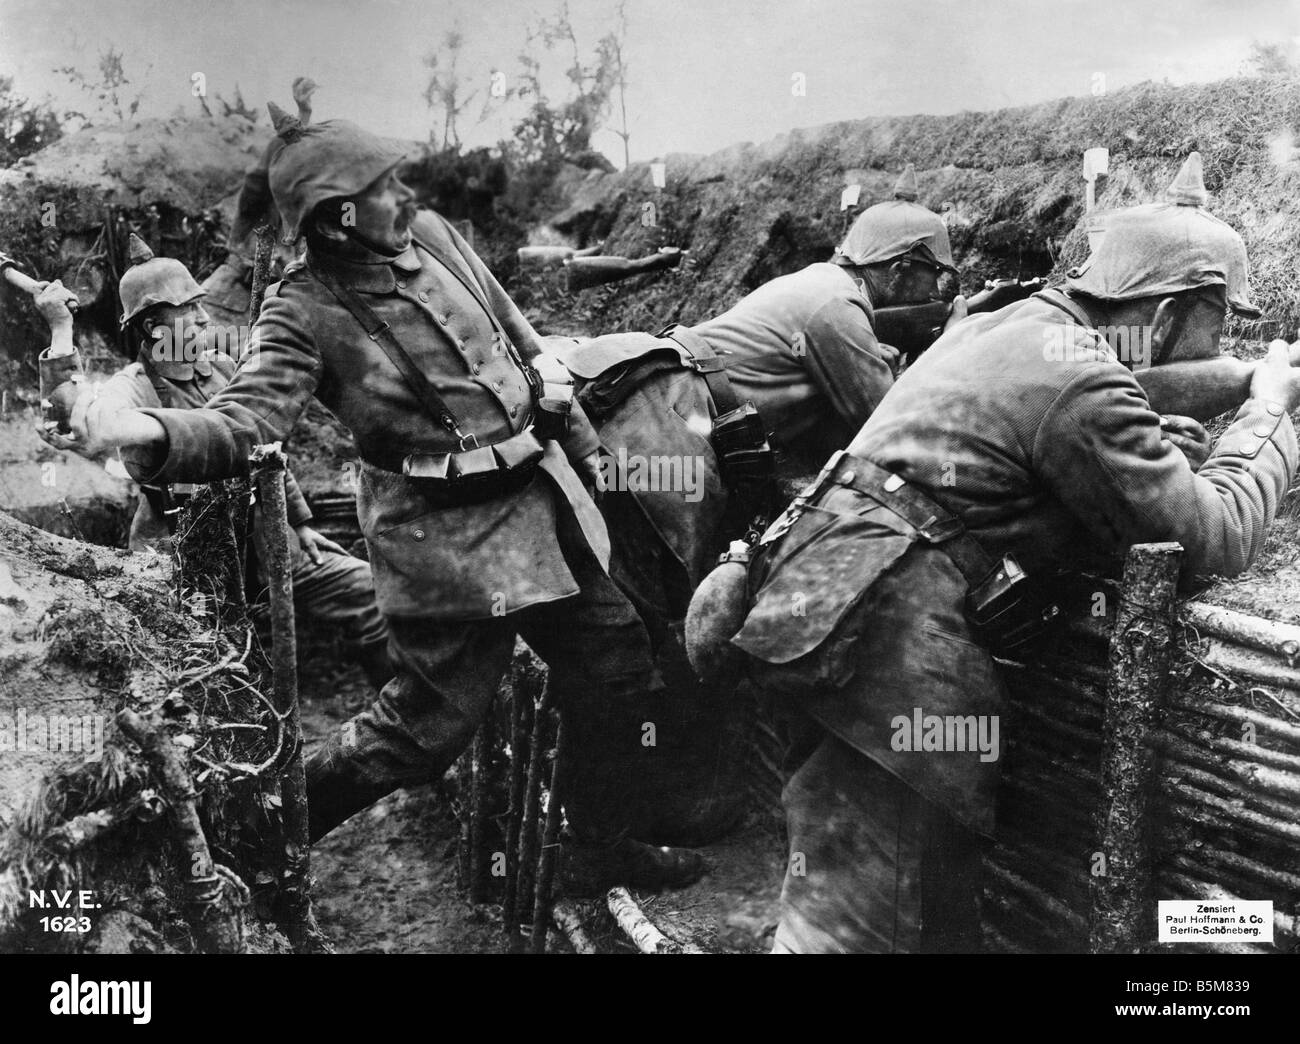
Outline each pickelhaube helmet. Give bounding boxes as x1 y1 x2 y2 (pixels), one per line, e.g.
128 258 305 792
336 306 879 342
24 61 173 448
264 104 408 243
835 165 957 271
1066 153 1261 318
118 234 205 327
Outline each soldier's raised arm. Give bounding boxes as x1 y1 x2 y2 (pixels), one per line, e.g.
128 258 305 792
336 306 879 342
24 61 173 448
1034 347 1298 578
801 293 897 428
102 290 325 487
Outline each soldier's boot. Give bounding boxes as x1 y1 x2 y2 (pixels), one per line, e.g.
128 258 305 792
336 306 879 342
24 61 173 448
305 733 400 843
556 692 708 894
557 831 709 895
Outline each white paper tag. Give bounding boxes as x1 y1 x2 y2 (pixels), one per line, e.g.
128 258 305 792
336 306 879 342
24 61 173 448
1157 899 1272 943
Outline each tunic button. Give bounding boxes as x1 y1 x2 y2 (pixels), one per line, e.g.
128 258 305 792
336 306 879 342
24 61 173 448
412 528 426 541
839 470 855 484
457 338 468 351
492 380 503 392
440 313 450 325
396 280 406 289
1254 424 1274 437
473 363 482 374
1266 402 1285 416
419 291 429 303
511 405 519 417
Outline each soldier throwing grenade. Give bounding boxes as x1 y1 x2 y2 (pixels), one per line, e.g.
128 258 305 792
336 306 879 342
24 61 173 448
71 106 706 890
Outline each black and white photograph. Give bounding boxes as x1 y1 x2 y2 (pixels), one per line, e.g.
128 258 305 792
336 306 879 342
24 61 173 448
0 0 1297 1011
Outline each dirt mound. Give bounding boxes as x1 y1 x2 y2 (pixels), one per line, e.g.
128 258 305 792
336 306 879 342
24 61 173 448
0 115 270 374
520 76 1300 342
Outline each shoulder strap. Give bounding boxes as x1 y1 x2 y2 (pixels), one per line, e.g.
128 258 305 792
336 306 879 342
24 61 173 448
832 452 995 589
662 324 742 415
312 261 465 440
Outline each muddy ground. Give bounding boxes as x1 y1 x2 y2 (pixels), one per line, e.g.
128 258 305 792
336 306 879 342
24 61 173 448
297 660 781 954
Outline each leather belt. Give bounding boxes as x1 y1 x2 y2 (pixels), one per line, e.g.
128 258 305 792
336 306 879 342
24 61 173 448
659 324 742 415
768 449 995 588
361 428 546 507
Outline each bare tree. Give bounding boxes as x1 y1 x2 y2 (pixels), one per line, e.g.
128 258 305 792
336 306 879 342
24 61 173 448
603 2 632 169
424 29 478 151
56 46 145 127
1247 40 1298 76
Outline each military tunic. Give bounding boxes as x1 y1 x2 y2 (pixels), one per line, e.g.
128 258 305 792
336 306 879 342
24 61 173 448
734 289 1298 949
125 209 657 841
133 211 606 621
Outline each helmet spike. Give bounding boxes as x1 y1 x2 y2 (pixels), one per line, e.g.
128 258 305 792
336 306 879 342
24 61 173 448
893 164 919 202
268 101 305 144
127 233 154 266
1166 151 1208 207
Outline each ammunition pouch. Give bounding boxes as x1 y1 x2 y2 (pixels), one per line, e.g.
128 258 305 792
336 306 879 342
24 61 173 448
964 553 1061 655
526 354 575 442
660 325 776 502
711 402 776 496
757 450 1059 657
379 428 546 508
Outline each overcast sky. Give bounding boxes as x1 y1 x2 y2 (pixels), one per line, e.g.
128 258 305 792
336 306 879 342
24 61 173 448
1 0 1297 164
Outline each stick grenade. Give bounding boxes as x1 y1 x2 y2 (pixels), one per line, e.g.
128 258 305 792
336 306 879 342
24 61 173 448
529 713 566 953
502 673 533 951
3 250 85 430
0 249 80 306
249 442 327 951
1090 541 1182 953
248 224 275 325
515 679 555 939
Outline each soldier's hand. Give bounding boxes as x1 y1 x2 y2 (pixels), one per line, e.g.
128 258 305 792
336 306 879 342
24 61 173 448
294 524 347 566
36 383 100 456
1249 338 1300 415
873 341 901 369
1159 415 1211 471
941 294 969 334
33 280 79 327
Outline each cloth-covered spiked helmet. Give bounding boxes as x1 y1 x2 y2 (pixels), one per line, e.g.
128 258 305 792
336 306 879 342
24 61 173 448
118 234 205 327
264 105 408 243
834 164 957 273
1066 152 1261 319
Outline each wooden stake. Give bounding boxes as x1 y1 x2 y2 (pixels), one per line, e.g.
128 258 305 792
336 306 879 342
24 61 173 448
250 443 328 953
515 680 553 937
529 716 565 953
248 224 275 325
1089 541 1182 953
502 677 532 951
